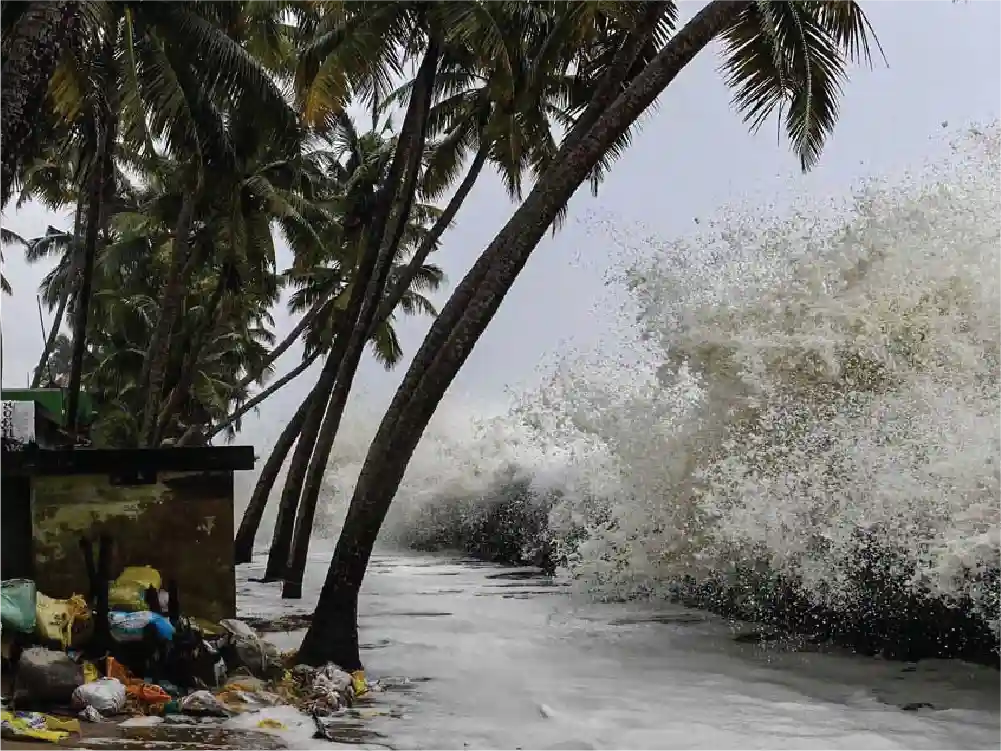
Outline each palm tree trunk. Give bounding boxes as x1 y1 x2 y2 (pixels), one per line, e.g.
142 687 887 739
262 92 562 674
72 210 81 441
31 203 84 388
372 144 488 329
245 136 485 581
262 346 346 581
137 192 197 446
1 1 81 209
234 394 313 565
297 0 745 670
152 272 228 445
194 352 316 446
281 43 442 599
66 75 118 440
229 118 480 571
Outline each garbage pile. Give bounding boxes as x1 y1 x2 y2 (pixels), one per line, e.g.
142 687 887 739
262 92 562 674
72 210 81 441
1 553 369 745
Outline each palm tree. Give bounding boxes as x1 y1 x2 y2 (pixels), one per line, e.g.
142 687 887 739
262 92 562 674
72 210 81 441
0 226 25 384
279 0 684 597
0 1 84 209
297 0 884 669
33 0 300 444
260 83 443 583
279 0 634 597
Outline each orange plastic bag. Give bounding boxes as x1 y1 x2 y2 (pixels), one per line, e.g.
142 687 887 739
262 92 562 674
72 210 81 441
105 657 169 707
127 683 170 706
105 657 134 684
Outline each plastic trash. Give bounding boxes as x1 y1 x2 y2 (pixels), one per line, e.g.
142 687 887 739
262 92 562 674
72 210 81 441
78 706 105 723
1 710 79 744
108 566 162 612
35 593 91 650
82 661 100 684
108 610 175 642
0 579 37 634
314 664 353 693
126 682 170 707
71 678 127 715
351 670 368 698
179 690 231 717
219 619 282 679
13 647 85 704
257 718 287 730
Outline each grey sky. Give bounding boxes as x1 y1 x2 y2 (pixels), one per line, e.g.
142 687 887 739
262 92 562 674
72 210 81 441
2 1 999 458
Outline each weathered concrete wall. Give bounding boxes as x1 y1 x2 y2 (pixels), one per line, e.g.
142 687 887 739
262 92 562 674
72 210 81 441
1 476 34 579
30 471 236 622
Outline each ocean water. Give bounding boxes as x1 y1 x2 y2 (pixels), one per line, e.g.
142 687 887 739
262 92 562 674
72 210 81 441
231 123 1001 750
237 549 1001 750
305 123 999 634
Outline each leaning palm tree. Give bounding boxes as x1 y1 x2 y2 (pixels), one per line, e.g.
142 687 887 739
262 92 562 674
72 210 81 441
297 0 885 669
257 103 447 583
278 0 652 598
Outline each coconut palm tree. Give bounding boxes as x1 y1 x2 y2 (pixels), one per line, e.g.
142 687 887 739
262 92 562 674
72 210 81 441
278 0 676 600
279 0 650 597
297 0 885 669
258 95 445 582
0 1 86 209
0 226 25 384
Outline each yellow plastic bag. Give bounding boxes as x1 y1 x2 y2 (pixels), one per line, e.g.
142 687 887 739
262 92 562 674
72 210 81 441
35 593 91 650
109 566 162 612
82 661 100 683
351 670 368 698
257 718 287 730
0 710 79 744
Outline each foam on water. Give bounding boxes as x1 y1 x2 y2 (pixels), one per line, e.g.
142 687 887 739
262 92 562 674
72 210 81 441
314 123 1000 631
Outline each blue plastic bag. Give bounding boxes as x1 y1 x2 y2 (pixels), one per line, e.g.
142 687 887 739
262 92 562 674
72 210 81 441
0 579 37 634
108 611 174 642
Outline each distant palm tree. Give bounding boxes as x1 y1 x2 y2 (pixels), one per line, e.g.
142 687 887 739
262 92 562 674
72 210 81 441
0 226 25 384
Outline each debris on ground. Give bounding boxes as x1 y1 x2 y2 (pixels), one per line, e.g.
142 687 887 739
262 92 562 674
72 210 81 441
0 560 373 747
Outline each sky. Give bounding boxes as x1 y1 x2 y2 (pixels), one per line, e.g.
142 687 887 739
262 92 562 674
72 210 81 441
2 0 999 459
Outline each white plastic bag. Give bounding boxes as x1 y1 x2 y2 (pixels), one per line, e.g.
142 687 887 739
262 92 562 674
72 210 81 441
71 678 127 715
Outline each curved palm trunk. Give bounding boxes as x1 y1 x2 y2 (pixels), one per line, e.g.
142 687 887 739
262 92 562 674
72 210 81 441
297 0 743 669
138 193 197 446
282 72 470 599
268 42 442 590
1 1 81 209
234 394 313 565
262 347 346 581
372 145 489 327
202 351 321 442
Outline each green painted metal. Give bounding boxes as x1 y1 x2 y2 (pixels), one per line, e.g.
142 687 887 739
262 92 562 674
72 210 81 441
1 387 95 426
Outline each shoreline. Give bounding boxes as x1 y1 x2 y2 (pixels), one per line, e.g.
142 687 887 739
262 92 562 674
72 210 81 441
394 492 1000 668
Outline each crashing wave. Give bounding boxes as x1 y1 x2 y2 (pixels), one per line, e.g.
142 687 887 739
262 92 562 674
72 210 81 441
319 123 1000 658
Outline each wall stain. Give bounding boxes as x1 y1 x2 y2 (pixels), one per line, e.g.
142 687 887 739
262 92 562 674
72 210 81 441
31 471 236 621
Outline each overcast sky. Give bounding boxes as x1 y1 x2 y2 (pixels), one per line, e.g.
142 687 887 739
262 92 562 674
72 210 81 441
2 1 999 456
